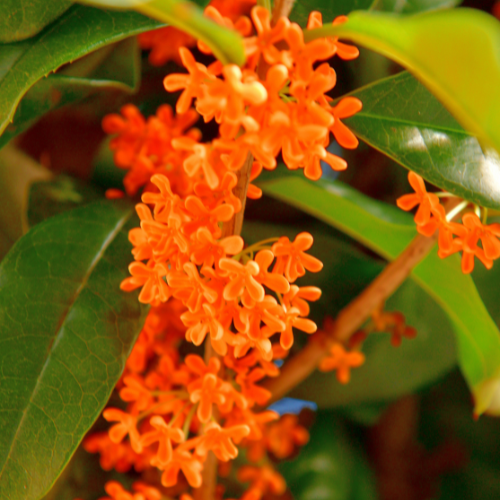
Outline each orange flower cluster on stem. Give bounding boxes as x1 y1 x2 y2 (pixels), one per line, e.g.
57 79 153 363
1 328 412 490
87 4 363 499
398 171 500 273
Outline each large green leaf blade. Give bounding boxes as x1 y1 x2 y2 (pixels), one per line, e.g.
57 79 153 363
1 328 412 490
306 8 500 159
0 200 147 500
342 71 500 209
0 0 73 43
0 4 163 140
258 174 500 415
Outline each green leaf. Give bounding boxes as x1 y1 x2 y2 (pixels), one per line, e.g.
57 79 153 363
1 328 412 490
304 9 500 160
341 71 500 209
278 412 377 500
77 0 245 65
27 175 104 228
290 0 375 27
0 0 73 43
0 4 163 141
0 37 140 149
0 200 147 500
258 173 500 415
376 0 461 14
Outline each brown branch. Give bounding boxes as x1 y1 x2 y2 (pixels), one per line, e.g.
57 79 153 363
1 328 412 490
221 153 254 238
264 230 438 405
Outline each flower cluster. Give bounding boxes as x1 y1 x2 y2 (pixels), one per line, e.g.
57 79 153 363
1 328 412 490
86 4 363 499
398 171 500 273
85 299 310 498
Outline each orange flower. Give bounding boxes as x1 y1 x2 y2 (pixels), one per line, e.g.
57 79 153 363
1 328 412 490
103 409 143 453
319 342 365 383
163 48 215 114
239 465 287 500
397 171 442 228
140 416 185 468
120 260 170 304
189 373 226 422
272 232 323 282
159 447 203 488
196 422 250 460
219 258 266 302
329 97 362 149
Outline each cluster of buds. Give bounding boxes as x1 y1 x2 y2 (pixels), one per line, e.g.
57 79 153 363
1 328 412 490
398 172 500 273
84 2 365 499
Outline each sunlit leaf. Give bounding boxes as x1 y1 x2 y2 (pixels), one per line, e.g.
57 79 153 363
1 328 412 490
341 71 500 209
258 173 500 415
305 9 500 159
0 200 147 500
0 0 73 43
0 4 162 140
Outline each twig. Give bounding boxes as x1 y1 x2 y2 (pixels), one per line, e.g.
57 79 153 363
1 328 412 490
271 0 296 25
221 153 254 238
264 230 438 404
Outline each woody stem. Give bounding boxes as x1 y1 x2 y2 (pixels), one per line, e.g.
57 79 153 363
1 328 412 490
263 230 438 405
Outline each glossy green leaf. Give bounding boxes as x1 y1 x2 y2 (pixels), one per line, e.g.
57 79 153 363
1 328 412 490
0 37 140 149
0 4 163 140
0 0 73 43
27 175 104 228
279 412 377 500
0 200 147 500
376 0 461 14
258 173 500 415
304 9 500 160
342 71 500 209
244 219 456 409
78 0 245 65
290 0 375 26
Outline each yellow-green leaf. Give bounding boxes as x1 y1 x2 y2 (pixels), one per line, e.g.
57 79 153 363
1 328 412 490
305 8 500 157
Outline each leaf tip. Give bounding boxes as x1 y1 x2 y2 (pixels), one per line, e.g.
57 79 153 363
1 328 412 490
473 374 500 417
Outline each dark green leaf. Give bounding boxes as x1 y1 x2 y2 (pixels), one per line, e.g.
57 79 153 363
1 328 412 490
0 0 73 43
278 412 377 500
258 173 500 415
290 0 375 26
0 4 163 140
342 71 500 210
376 0 461 14
305 9 500 163
0 200 147 500
0 37 140 149
27 175 104 228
